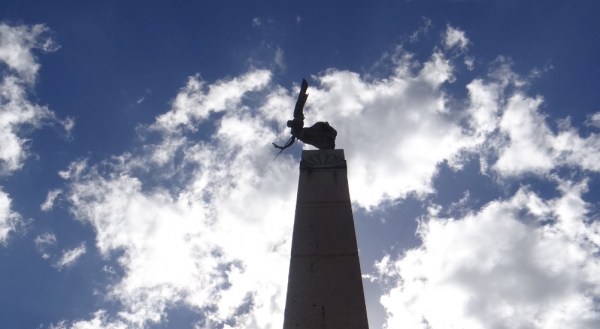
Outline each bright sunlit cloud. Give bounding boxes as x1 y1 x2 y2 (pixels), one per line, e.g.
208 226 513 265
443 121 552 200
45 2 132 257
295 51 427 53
1 10 599 329
0 23 67 243
0 189 23 244
376 179 600 329
49 25 600 329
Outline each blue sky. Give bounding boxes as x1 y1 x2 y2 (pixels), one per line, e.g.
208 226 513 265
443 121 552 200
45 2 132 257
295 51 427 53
1 1 600 329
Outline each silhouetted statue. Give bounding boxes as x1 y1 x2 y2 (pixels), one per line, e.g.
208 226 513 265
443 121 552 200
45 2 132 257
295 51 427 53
273 79 337 157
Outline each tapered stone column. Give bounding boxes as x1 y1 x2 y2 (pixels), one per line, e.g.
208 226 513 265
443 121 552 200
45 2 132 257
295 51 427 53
283 149 369 329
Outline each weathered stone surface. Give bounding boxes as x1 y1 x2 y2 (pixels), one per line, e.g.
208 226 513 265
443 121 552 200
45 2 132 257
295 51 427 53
283 149 369 329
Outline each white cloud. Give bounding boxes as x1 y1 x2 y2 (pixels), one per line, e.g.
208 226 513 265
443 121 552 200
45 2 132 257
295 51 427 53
51 311 127 329
59 69 295 328
34 232 57 259
0 75 56 174
274 46 285 69
360 36 600 329
0 22 68 245
62 116 75 134
376 180 600 329
54 242 86 270
55 36 496 327
62 152 295 327
55 28 600 329
0 188 23 244
306 50 474 207
41 189 62 211
585 111 600 128
150 70 271 134
0 22 72 174
59 159 88 180
444 25 469 51
252 18 261 27
464 55 474 70
35 232 57 246
410 17 432 43
0 23 59 83
466 64 600 177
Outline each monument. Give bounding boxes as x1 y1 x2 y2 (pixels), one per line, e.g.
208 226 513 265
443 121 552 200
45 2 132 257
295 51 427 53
274 80 369 329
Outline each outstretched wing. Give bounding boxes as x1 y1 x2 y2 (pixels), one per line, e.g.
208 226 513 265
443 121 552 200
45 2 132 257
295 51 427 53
272 136 296 160
293 79 309 120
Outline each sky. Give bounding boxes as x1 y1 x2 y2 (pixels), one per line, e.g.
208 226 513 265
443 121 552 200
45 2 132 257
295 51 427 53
0 1 600 328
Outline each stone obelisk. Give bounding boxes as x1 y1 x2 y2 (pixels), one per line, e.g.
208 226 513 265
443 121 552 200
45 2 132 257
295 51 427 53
283 149 369 329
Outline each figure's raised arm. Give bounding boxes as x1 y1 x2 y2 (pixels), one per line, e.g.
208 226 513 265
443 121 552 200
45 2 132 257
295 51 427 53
293 79 309 121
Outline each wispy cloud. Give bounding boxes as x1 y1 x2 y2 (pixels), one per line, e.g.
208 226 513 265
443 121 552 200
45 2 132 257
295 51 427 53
410 17 432 43
34 232 57 259
274 46 285 69
41 189 62 211
586 111 600 128
54 243 86 270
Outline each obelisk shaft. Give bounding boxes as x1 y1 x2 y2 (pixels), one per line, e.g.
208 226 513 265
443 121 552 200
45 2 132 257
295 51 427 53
283 149 369 329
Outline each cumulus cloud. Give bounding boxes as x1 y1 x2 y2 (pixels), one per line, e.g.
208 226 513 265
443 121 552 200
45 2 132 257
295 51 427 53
150 70 271 134
376 179 600 329
54 242 86 270
49 26 495 326
59 71 296 328
367 40 600 328
55 25 600 329
466 62 600 177
307 50 475 207
57 42 481 326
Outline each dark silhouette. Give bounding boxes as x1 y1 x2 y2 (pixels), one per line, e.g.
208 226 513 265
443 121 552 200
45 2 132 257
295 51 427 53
272 79 337 158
